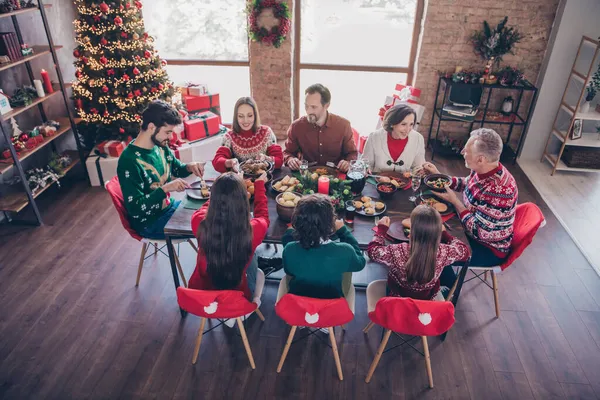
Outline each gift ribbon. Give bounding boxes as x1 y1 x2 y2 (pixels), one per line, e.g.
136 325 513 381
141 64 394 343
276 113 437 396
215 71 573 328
93 150 108 187
188 113 212 138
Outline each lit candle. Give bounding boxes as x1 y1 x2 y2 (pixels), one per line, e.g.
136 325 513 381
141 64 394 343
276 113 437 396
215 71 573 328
33 79 45 97
317 176 330 195
40 69 53 94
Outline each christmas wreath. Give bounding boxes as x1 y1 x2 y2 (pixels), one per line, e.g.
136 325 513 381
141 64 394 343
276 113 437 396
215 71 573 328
247 0 291 48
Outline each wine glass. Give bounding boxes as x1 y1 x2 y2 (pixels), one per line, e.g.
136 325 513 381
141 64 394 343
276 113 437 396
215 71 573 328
299 159 308 178
409 167 422 202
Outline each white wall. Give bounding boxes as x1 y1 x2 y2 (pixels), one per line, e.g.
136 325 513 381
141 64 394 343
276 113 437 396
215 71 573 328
519 0 600 161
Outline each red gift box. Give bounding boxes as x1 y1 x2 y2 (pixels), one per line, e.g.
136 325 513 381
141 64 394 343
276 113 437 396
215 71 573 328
183 93 221 123
2 149 11 159
184 111 220 142
97 140 125 157
25 137 37 149
34 135 45 144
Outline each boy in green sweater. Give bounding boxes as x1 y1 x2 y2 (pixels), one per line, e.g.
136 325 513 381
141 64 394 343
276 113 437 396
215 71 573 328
280 194 366 300
117 100 204 239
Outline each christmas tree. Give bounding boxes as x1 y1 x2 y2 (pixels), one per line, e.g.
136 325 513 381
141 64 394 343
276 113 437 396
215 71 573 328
72 0 175 147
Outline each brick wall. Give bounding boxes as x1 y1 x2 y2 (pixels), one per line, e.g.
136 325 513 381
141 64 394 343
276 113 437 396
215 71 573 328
249 0 559 144
248 0 293 140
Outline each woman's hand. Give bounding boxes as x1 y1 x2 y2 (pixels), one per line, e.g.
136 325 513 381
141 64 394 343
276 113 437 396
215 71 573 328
225 158 240 172
334 219 345 231
377 216 391 227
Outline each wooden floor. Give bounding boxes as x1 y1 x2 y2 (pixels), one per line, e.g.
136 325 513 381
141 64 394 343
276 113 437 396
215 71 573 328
1 159 600 400
519 158 600 274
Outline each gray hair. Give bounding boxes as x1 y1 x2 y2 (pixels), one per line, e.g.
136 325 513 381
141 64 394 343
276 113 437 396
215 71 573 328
469 128 503 162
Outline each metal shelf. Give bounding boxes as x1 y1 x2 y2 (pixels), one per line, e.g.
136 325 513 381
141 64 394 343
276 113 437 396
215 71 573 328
0 5 51 20
0 83 70 121
0 45 63 73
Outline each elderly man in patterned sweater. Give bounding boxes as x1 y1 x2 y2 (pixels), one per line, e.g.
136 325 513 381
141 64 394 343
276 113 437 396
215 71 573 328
423 128 518 267
117 100 205 239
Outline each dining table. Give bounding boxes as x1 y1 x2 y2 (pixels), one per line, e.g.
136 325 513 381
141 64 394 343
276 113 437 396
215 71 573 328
164 164 471 318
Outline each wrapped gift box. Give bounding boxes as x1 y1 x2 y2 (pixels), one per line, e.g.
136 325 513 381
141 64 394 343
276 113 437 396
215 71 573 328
375 95 426 130
184 111 220 141
97 140 125 157
177 82 209 96
86 152 119 187
172 126 226 163
394 84 421 104
183 93 221 123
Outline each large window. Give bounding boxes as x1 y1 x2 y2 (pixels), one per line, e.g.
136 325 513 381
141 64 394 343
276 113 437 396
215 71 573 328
143 0 250 124
296 0 423 135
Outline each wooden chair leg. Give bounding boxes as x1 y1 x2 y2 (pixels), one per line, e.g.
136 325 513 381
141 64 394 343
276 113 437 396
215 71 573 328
484 270 489 281
365 329 392 383
153 242 158 256
328 327 344 381
191 317 206 365
135 242 148 287
187 238 199 253
422 336 433 388
255 308 265 322
492 271 500 318
363 321 375 334
173 247 188 288
237 317 256 369
277 326 297 373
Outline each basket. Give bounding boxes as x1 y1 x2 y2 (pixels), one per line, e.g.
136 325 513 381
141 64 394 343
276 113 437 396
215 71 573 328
562 146 600 169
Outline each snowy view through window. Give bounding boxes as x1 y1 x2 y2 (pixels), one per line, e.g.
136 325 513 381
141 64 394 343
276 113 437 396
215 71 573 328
143 0 418 134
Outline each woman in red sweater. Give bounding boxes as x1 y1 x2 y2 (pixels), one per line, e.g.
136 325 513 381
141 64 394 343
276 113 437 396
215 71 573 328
213 97 283 172
189 171 270 305
367 205 470 301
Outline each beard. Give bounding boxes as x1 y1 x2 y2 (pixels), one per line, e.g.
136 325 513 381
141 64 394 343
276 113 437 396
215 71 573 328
151 127 169 148
307 114 318 124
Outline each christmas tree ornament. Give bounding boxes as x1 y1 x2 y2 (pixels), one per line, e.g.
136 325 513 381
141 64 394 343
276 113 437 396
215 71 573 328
114 16 122 25
132 67 140 75
101 85 109 93
133 33 139 40
99 2 109 13
99 56 108 64
73 49 80 58
100 37 108 45
107 68 115 76
120 32 128 39
10 117 22 138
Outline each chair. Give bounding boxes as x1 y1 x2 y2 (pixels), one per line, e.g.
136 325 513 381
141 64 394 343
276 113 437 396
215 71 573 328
275 290 355 380
447 202 545 317
105 176 195 287
363 280 455 387
176 269 266 369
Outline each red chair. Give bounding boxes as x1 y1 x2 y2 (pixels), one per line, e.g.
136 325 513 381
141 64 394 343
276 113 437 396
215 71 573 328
105 176 194 287
363 280 455 387
275 293 354 380
177 285 265 368
448 202 545 317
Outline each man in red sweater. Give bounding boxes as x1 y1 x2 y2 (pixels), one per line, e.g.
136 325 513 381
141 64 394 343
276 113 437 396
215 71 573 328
424 128 518 267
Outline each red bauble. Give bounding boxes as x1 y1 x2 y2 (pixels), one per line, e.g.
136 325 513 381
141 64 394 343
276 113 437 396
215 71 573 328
82 56 88 64
75 70 81 78
93 15 101 23
119 4 123 10
143 32 148 40
151 87 158 93
19 133 29 142
127 92 134 99
100 56 108 65
161 59 167 66
158 83 164 90
144 50 151 59
14 141 25 151
119 128 125 134
101 85 109 93
107 68 115 76
103 110 109 117
135 1 142 9
122 74 130 81
90 108 99 114
100 37 108 45
134 55 140 61
121 32 128 39
132 67 140 75
99 2 109 13
114 16 123 25
73 49 80 58
91 25 97 32
125 3 131 8
133 89 141 96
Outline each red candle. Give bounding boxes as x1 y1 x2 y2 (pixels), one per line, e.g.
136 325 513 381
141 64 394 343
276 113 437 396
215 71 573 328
317 176 330 195
40 69 53 94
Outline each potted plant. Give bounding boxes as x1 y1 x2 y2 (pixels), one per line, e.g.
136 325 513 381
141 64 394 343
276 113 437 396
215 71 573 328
583 64 600 113
471 17 522 71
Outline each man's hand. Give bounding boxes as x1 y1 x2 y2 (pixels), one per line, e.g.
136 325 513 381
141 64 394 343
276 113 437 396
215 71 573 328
422 162 439 175
287 157 301 170
433 188 460 206
334 219 345 231
378 216 391 227
337 159 350 173
255 172 268 182
162 178 190 193
186 162 205 177
225 158 240 172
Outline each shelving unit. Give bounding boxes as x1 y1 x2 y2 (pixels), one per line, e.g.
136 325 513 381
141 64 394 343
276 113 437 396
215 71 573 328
427 76 539 162
0 1 86 226
541 36 600 175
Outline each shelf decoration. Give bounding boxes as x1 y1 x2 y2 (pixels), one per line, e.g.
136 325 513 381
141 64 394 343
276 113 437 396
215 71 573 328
40 69 53 94
26 166 62 194
72 0 175 147
0 89 11 114
247 0 291 49
9 85 38 107
0 0 35 14
471 16 522 70
20 43 33 56
33 79 45 97
496 66 524 86
48 152 73 175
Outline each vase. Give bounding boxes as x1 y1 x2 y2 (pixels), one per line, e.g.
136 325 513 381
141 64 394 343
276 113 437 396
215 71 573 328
579 101 591 114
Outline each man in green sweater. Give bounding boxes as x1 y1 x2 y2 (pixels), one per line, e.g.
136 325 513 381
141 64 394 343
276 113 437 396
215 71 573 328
117 100 204 239
280 195 366 300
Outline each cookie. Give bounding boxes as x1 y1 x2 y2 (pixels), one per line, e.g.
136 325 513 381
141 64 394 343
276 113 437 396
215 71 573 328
433 202 448 213
401 218 411 229
353 201 364 209
361 196 372 203
375 201 385 210
364 207 375 215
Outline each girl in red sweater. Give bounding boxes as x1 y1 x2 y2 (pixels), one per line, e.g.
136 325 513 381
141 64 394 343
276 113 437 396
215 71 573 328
189 171 270 305
213 97 283 172
368 205 470 301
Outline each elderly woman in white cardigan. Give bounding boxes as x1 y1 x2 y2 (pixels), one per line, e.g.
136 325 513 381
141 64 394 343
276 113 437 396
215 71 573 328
363 104 426 173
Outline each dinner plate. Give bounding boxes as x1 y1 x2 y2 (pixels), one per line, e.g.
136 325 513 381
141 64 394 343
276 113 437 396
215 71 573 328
308 165 337 177
240 159 274 179
387 221 410 242
186 180 212 200
270 174 302 194
375 171 410 189
353 196 386 217
414 192 455 216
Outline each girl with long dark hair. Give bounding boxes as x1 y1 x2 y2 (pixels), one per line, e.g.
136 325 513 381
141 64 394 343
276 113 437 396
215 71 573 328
367 205 470 300
189 171 269 302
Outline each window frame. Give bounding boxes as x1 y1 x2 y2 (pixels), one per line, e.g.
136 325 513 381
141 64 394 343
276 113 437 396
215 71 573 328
292 0 425 119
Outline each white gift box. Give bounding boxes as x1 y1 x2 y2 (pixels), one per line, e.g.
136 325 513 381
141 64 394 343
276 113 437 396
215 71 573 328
86 151 119 187
375 96 426 130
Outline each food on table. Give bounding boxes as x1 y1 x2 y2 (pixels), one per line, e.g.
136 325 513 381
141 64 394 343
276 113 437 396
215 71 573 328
361 196 372 203
403 171 412 179
375 201 385 210
402 218 411 229
201 188 210 198
377 183 395 193
363 201 373 209
422 197 439 207
272 175 300 193
277 192 301 207
427 177 450 189
378 176 391 183
364 207 375 215
353 200 364 209
433 202 448 213
241 159 270 175
314 168 329 176
310 172 319 180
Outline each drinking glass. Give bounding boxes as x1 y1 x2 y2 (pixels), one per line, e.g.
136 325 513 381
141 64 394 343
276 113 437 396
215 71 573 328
347 159 367 194
299 159 308 178
344 200 356 224
409 167 422 202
